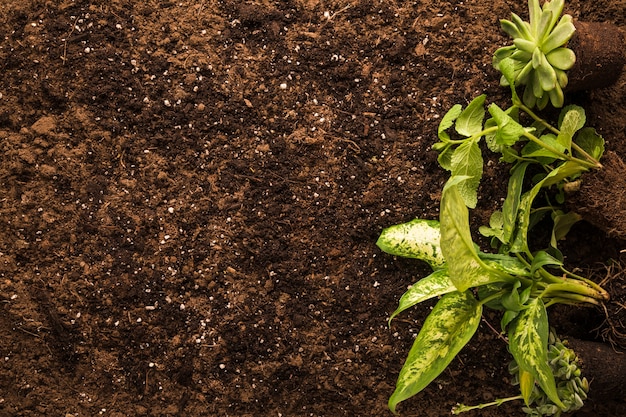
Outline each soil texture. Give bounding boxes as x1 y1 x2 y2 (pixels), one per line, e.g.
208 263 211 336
1 1 625 416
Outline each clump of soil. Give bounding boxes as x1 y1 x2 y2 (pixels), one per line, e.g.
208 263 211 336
573 151 626 240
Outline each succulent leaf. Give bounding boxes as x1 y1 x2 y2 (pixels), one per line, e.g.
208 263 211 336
546 47 575 71
542 15 575 52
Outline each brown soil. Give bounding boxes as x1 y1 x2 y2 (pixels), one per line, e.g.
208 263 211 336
0 1 625 417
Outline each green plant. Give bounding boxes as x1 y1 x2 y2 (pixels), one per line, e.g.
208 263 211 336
378 63 607 415
493 0 576 109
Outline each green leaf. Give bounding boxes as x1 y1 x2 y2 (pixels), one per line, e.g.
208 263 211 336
514 38 537 54
558 105 586 131
437 145 453 171
455 95 486 137
510 167 563 253
546 47 575 70
488 103 526 146
479 210 504 241
388 269 456 324
530 250 563 274
557 106 586 152
551 211 582 248
501 280 523 312
528 0 542 36
574 127 604 161
542 15 575 52
535 9 554 40
521 133 565 161
535 51 557 92
509 298 565 408
438 104 463 141
377 219 446 269
502 162 529 244
511 12 533 40
450 139 483 209
440 180 501 290
541 0 565 34
500 19 522 39
388 291 482 414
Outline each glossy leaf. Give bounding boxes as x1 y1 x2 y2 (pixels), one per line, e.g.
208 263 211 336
388 269 456 324
389 291 482 414
509 298 565 408
377 219 446 269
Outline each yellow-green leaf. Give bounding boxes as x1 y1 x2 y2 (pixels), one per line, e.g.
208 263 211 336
389 291 482 414
509 298 565 409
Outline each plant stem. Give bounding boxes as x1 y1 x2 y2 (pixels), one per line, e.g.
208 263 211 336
516 102 602 168
521 131 598 169
452 396 524 414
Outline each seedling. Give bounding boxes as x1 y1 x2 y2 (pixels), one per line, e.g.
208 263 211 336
493 0 576 109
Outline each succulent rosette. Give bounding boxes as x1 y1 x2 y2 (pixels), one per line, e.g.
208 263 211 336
493 0 576 109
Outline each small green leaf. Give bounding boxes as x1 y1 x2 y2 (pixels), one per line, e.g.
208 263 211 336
455 94 486 137
438 104 463 141
509 298 565 409
500 19 522 39
488 103 526 146
377 219 446 269
388 269 456 324
501 280 523 312
450 139 483 209
388 291 482 414
557 106 586 152
511 12 533 40
574 128 604 161
558 105 586 132
528 0 542 36
521 133 565 161
530 250 563 274
535 9 554 40
514 38 537 54
551 211 582 248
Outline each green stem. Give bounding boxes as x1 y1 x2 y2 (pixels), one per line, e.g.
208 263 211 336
521 131 597 169
540 280 607 303
516 102 603 168
452 396 524 414
442 126 499 145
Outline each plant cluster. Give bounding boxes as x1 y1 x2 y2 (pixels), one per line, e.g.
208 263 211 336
377 1 609 415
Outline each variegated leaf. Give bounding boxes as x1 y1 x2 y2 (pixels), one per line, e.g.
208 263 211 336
508 298 565 409
388 269 456 325
376 219 445 269
389 291 482 414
